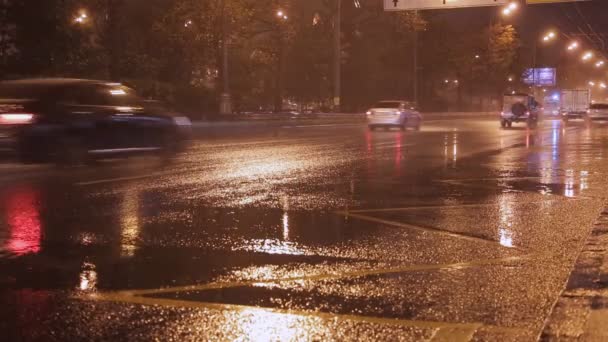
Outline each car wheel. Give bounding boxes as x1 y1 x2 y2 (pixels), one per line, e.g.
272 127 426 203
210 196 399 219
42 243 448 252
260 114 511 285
507 121 513 128
500 120 507 128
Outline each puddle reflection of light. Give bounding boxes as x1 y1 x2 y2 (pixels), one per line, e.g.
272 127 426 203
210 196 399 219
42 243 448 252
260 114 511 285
365 130 372 153
500 229 513 248
224 307 328 341
565 169 575 198
5 189 41 256
120 190 140 257
247 239 305 256
282 212 289 241
395 132 403 175
232 158 299 179
552 121 560 161
498 196 516 248
78 262 98 291
580 171 589 191
452 133 458 164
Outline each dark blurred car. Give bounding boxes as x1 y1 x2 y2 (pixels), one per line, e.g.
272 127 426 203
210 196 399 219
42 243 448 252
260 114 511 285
0 78 191 164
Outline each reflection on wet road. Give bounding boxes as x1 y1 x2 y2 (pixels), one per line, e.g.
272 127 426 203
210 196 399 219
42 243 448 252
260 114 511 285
1 119 607 341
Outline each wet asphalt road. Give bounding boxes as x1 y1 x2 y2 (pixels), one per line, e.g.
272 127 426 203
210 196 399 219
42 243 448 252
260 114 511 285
1 117 607 341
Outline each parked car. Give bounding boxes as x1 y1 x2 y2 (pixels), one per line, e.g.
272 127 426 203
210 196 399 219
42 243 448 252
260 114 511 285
366 100 422 131
0 78 191 164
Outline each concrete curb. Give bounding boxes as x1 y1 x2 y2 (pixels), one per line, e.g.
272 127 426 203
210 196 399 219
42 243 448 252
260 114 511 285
540 208 608 341
190 112 498 128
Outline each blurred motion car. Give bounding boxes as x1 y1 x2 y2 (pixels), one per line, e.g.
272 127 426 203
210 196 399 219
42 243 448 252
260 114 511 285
587 103 608 122
366 100 422 131
0 78 191 164
500 93 540 128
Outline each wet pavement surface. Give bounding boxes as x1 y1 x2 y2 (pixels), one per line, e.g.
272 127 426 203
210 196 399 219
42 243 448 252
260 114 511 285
1 118 607 341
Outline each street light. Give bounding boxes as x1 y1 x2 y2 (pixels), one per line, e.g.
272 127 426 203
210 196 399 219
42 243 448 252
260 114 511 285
74 10 88 24
542 31 556 42
508 77 514 82
567 41 579 51
589 81 596 86
276 10 287 20
582 51 594 61
502 2 518 17
595 61 605 68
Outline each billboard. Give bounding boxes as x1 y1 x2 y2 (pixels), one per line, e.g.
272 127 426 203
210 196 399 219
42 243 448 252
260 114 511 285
523 68 556 86
384 0 508 11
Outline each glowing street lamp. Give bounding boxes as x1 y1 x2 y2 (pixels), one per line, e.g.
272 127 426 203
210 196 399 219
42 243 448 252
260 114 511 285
276 10 288 20
542 31 556 42
601 82 607 89
582 51 594 61
589 81 596 87
502 2 518 17
567 42 579 51
74 11 88 24
596 61 605 68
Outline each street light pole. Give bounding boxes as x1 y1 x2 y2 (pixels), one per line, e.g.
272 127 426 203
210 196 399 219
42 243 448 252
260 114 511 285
413 10 418 105
333 0 341 112
220 0 232 115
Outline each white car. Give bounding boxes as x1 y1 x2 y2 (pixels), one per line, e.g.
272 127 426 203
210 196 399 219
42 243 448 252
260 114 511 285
587 103 608 122
366 100 422 131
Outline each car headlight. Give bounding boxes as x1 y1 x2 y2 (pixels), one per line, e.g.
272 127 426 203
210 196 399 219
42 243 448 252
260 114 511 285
366 111 373 115
173 116 192 126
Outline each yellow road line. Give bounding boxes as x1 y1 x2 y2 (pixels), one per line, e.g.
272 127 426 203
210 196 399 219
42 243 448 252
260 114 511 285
431 326 478 342
337 211 525 251
83 292 526 337
343 201 556 213
97 254 533 298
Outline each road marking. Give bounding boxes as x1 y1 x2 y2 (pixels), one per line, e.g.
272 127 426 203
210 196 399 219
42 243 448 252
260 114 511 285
431 326 478 342
344 200 558 214
91 254 534 299
438 179 596 200
75 173 167 186
82 290 527 338
337 211 526 251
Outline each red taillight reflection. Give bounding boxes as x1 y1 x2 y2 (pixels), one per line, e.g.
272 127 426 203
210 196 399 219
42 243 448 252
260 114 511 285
5 188 42 256
0 113 35 125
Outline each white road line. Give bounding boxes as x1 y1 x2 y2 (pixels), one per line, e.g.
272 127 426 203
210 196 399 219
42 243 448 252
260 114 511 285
76 173 164 186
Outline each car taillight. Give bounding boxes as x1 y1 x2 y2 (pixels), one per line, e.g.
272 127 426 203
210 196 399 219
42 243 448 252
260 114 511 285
0 113 36 125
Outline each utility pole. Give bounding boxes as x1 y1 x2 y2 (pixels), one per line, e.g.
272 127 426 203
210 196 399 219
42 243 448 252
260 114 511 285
220 0 232 115
333 0 341 112
413 10 418 105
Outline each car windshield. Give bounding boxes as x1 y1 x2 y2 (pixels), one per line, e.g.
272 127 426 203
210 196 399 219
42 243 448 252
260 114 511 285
374 102 402 108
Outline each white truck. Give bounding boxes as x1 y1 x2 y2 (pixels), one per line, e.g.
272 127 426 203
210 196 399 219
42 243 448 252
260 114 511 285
561 89 590 122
